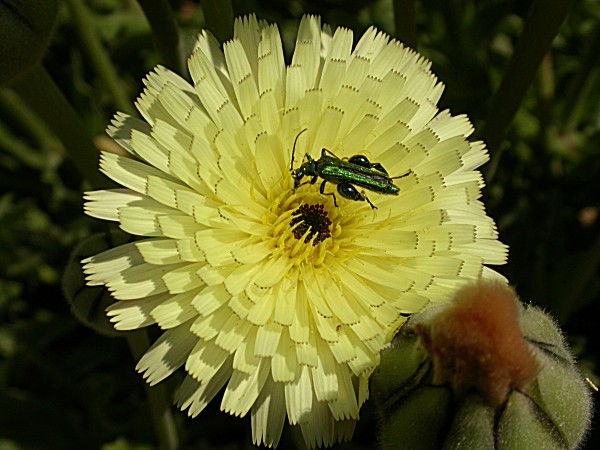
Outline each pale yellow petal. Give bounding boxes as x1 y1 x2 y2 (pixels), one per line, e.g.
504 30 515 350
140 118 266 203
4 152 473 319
153 83 204 135
311 338 339 402
185 338 230 383
254 321 282 357
327 363 359 420
221 361 270 417
272 267 298 326
258 88 281 135
106 112 151 157
312 105 345 153
190 304 231 340
84 189 143 222
246 287 275 325
117 201 177 237
289 284 310 344
284 64 307 111
136 321 197 385
232 326 260 374
233 15 261 80
136 239 183 265
329 327 357 364
135 66 196 128
251 376 286 448
351 26 389 64
162 262 205 294
295 327 319 368
299 393 336 448
99 152 176 195
191 284 230 317
106 294 167 330
258 24 285 106
105 262 181 300
156 214 203 239
175 362 232 417
214 314 254 352
189 50 243 130
151 289 200 328
271 328 298 382
285 364 313 425
297 89 324 137
254 133 285 191
224 38 259 120
291 15 322 90
319 27 353 103
192 30 230 89
82 240 143 286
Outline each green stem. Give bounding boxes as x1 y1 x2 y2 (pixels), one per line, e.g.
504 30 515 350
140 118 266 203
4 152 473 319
393 0 418 49
65 0 134 114
9 64 106 188
200 0 234 44
137 0 185 76
126 331 179 450
482 0 577 182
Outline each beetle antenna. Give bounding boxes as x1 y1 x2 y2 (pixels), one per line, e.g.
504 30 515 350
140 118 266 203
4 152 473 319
290 128 308 171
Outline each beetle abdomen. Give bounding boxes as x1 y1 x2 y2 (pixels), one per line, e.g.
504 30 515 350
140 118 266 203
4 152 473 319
319 164 400 195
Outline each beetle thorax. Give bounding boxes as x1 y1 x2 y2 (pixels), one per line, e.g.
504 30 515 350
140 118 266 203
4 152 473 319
292 154 318 188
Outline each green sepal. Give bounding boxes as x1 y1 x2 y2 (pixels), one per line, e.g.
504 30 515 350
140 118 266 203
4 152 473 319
442 393 496 450
371 332 429 402
379 386 452 450
520 304 592 448
519 304 574 362
496 391 563 450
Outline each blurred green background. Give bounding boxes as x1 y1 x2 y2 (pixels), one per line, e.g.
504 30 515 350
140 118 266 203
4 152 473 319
0 0 598 448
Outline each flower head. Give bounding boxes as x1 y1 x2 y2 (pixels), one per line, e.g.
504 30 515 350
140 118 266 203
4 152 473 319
83 15 507 448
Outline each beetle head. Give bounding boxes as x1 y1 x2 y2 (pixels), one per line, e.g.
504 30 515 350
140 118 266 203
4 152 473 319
292 154 316 189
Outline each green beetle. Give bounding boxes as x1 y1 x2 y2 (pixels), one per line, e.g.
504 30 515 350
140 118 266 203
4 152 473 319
290 130 406 209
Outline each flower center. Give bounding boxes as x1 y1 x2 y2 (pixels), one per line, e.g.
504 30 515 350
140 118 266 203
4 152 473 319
267 185 343 266
290 203 332 246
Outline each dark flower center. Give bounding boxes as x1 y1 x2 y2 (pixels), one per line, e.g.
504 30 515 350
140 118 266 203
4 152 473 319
290 203 332 246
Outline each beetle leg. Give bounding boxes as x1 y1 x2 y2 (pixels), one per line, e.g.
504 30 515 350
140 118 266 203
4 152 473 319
337 182 363 201
364 195 377 209
370 162 388 175
338 183 377 209
347 154 371 168
320 180 338 207
322 148 342 160
294 179 311 190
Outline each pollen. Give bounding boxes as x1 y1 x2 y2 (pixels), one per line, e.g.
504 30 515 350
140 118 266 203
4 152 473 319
269 192 339 267
290 203 332 245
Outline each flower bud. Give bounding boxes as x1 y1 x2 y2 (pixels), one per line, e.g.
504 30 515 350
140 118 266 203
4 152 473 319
372 280 592 450
0 0 59 86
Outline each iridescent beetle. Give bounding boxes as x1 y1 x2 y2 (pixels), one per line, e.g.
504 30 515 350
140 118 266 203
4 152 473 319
290 130 406 209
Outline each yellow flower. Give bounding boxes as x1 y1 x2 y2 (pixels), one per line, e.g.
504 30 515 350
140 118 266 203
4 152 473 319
83 15 507 448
